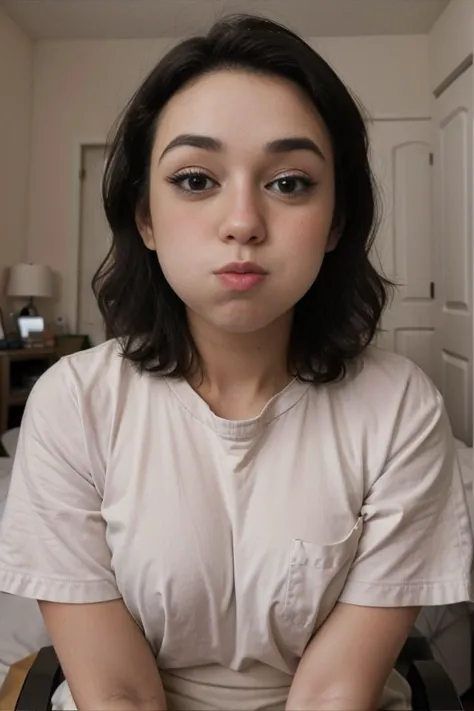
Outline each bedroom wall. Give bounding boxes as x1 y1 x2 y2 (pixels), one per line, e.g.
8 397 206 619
26 34 431 330
0 7 33 317
428 0 473 92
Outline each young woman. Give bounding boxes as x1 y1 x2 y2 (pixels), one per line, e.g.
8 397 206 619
0 14 471 711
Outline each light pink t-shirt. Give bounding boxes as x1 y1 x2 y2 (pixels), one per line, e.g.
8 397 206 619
0 340 471 709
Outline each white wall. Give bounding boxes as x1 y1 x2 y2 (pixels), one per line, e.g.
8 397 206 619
429 0 473 92
314 36 430 119
27 38 175 328
26 35 431 330
0 7 33 319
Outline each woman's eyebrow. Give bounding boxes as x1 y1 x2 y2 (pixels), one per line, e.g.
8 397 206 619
266 137 325 161
159 133 326 162
159 134 222 161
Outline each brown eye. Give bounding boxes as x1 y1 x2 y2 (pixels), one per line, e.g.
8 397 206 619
268 175 316 196
167 170 217 193
278 177 299 193
186 174 212 191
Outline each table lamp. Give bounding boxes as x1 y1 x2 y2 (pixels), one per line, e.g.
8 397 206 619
7 263 54 316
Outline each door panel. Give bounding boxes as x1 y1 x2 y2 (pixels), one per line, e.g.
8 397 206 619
433 67 473 444
368 120 436 384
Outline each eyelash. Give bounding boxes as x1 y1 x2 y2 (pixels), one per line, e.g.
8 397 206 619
166 169 317 196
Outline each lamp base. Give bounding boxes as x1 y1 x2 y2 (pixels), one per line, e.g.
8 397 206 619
19 298 38 317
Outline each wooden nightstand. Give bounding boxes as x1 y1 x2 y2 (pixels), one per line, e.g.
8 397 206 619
0 348 57 436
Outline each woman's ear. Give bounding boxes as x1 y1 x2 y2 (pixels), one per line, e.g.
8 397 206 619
324 211 344 253
135 207 155 251
325 227 341 253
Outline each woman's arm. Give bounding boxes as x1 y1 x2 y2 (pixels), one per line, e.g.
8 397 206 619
39 598 167 711
285 602 419 711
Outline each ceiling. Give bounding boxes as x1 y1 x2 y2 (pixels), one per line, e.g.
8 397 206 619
0 0 451 40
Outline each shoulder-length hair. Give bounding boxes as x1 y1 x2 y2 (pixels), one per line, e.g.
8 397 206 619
93 14 392 383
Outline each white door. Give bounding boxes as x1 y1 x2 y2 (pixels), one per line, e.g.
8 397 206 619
77 145 111 346
432 66 473 445
368 120 436 383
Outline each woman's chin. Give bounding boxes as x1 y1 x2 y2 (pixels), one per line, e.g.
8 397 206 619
188 303 292 336
209 316 271 335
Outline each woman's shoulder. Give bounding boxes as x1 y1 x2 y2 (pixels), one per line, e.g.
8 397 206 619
24 340 175 459
320 346 442 424
60 337 126 372
29 338 165 414
346 345 437 396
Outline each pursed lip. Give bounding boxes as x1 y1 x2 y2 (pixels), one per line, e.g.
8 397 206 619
215 261 268 275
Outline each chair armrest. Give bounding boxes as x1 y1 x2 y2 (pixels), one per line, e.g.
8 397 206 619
397 629 434 669
15 646 63 711
407 660 464 711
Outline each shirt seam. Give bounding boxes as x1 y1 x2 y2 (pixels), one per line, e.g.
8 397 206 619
343 575 471 588
163 378 310 439
0 565 116 587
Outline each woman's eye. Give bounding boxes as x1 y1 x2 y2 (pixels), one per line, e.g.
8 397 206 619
168 172 216 193
269 175 315 195
167 171 315 196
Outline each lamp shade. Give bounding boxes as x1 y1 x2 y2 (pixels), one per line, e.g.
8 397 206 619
7 263 53 299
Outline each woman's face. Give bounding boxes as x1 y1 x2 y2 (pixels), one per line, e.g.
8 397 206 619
138 69 337 335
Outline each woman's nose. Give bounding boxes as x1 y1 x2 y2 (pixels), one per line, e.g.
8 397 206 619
217 185 267 245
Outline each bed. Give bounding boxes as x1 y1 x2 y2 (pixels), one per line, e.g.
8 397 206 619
0 436 473 695
415 438 474 694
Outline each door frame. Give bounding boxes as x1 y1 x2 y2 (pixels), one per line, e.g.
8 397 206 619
431 58 474 445
69 137 107 334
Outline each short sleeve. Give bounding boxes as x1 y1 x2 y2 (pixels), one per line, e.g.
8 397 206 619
0 358 120 603
339 365 473 607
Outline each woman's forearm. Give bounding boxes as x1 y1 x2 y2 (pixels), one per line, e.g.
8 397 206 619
286 646 378 711
286 673 374 711
73 673 167 711
285 638 376 711
38 600 167 711
286 690 373 711
90 691 166 711
73 671 167 711
285 603 419 711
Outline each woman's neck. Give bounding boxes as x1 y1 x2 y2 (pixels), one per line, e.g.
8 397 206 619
187 311 294 420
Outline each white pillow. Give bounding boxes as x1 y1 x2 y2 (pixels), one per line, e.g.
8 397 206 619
52 680 77 710
0 460 12 520
0 593 51 689
0 458 13 479
457 447 473 488
0 456 51 689
1 428 20 458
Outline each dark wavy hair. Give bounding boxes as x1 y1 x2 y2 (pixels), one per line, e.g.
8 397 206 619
93 13 392 383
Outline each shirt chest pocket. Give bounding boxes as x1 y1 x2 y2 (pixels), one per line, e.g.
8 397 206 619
283 517 363 631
